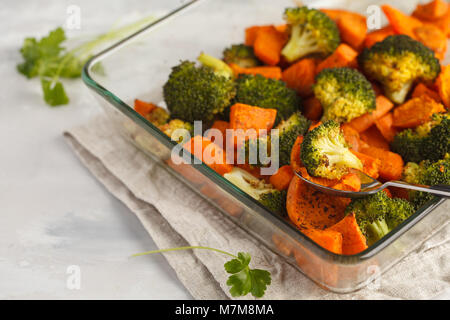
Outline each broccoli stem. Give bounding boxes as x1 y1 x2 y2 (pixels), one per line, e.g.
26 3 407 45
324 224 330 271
385 80 413 104
281 26 320 63
318 134 363 171
132 246 238 259
338 150 364 171
367 219 390 245
198 52 234 79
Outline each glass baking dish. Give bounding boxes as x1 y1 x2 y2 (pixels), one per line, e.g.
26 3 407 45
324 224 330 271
82 0 448 293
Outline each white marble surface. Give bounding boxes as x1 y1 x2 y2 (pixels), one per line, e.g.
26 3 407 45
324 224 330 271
0 0 192 299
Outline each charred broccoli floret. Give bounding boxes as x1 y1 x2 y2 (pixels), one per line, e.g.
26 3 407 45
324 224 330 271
391 113 449 163
159 119 193 144
142 105 193 144
223 44 261 68
224 168 287 216
145 107 170 126
163 60 236 124
240 111 310 168
313 67 376 123
402 155 450 209
358 35 440 104
235 74 301 123
301 120 362 180
259 189 288 218
281 7 340 63
390 129 425 164
275 111 310 166
241 135 271 168
386 198 416 230
346 191 415 246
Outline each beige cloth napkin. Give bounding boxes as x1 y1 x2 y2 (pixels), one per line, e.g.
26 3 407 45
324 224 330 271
64 115 450 300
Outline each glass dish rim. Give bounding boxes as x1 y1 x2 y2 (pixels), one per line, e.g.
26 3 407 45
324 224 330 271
81 0 446 265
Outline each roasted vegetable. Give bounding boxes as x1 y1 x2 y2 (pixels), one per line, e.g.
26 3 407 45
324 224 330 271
253 26 287 66
241 111 310 168
224 168 287 216
163 60 235 124
392 95 445 129
402 155 450 209
346 191 415 246
159 119 193 144
358 35 441 104
391 113 449 163
314 67 376 123
281 7 340 63
275 112 310 166
301 120 363 180
282 58 316 96
197 52 234 79
146 107 170 126
223 44 261 68
234 74 301 123
269 165 295 191
286 176 347 230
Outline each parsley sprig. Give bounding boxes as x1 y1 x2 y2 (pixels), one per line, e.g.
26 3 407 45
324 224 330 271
133 246 271 298
17 16 155 106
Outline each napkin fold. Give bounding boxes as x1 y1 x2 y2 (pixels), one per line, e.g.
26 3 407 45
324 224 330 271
64 115 450 300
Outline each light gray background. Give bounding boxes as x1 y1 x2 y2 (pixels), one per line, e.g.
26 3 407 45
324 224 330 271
1 0 449 300
0 0 192 299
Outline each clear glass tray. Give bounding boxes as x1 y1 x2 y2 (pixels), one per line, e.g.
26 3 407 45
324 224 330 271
82 0 448 293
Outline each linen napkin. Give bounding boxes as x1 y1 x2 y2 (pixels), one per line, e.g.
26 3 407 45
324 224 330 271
64 115 450 300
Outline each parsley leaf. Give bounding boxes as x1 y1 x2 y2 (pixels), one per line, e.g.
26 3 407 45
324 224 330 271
17 16 155 106
38 27 66 58
17 38 41 78
17 27 82 106
249 268 271 298
41 78 69 106
225 252 271 298
133 246 271 298
17 27 66 79
224 252 251 273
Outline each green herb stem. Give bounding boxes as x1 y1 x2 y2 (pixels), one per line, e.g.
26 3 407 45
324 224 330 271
132 246 238 259
50 15 155 85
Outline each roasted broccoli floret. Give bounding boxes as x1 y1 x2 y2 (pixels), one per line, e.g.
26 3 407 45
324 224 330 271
235 74 301 123
402 162 421 184
142 105 193 143
386 198 416 230
281 7 340 63
259 189 288 218
390 129 425 164
275 111 310 166
144 106 170 126
159 119 193 144
241 134 271 168
402 155 450 209
223 44 261 68
358 35 440 104
346 191 415 246
197 52 234 78
313 67 376 123
301 120 362 180
240 111 310 168
163 60 236 124
391 113 449 163
224 168 287 216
